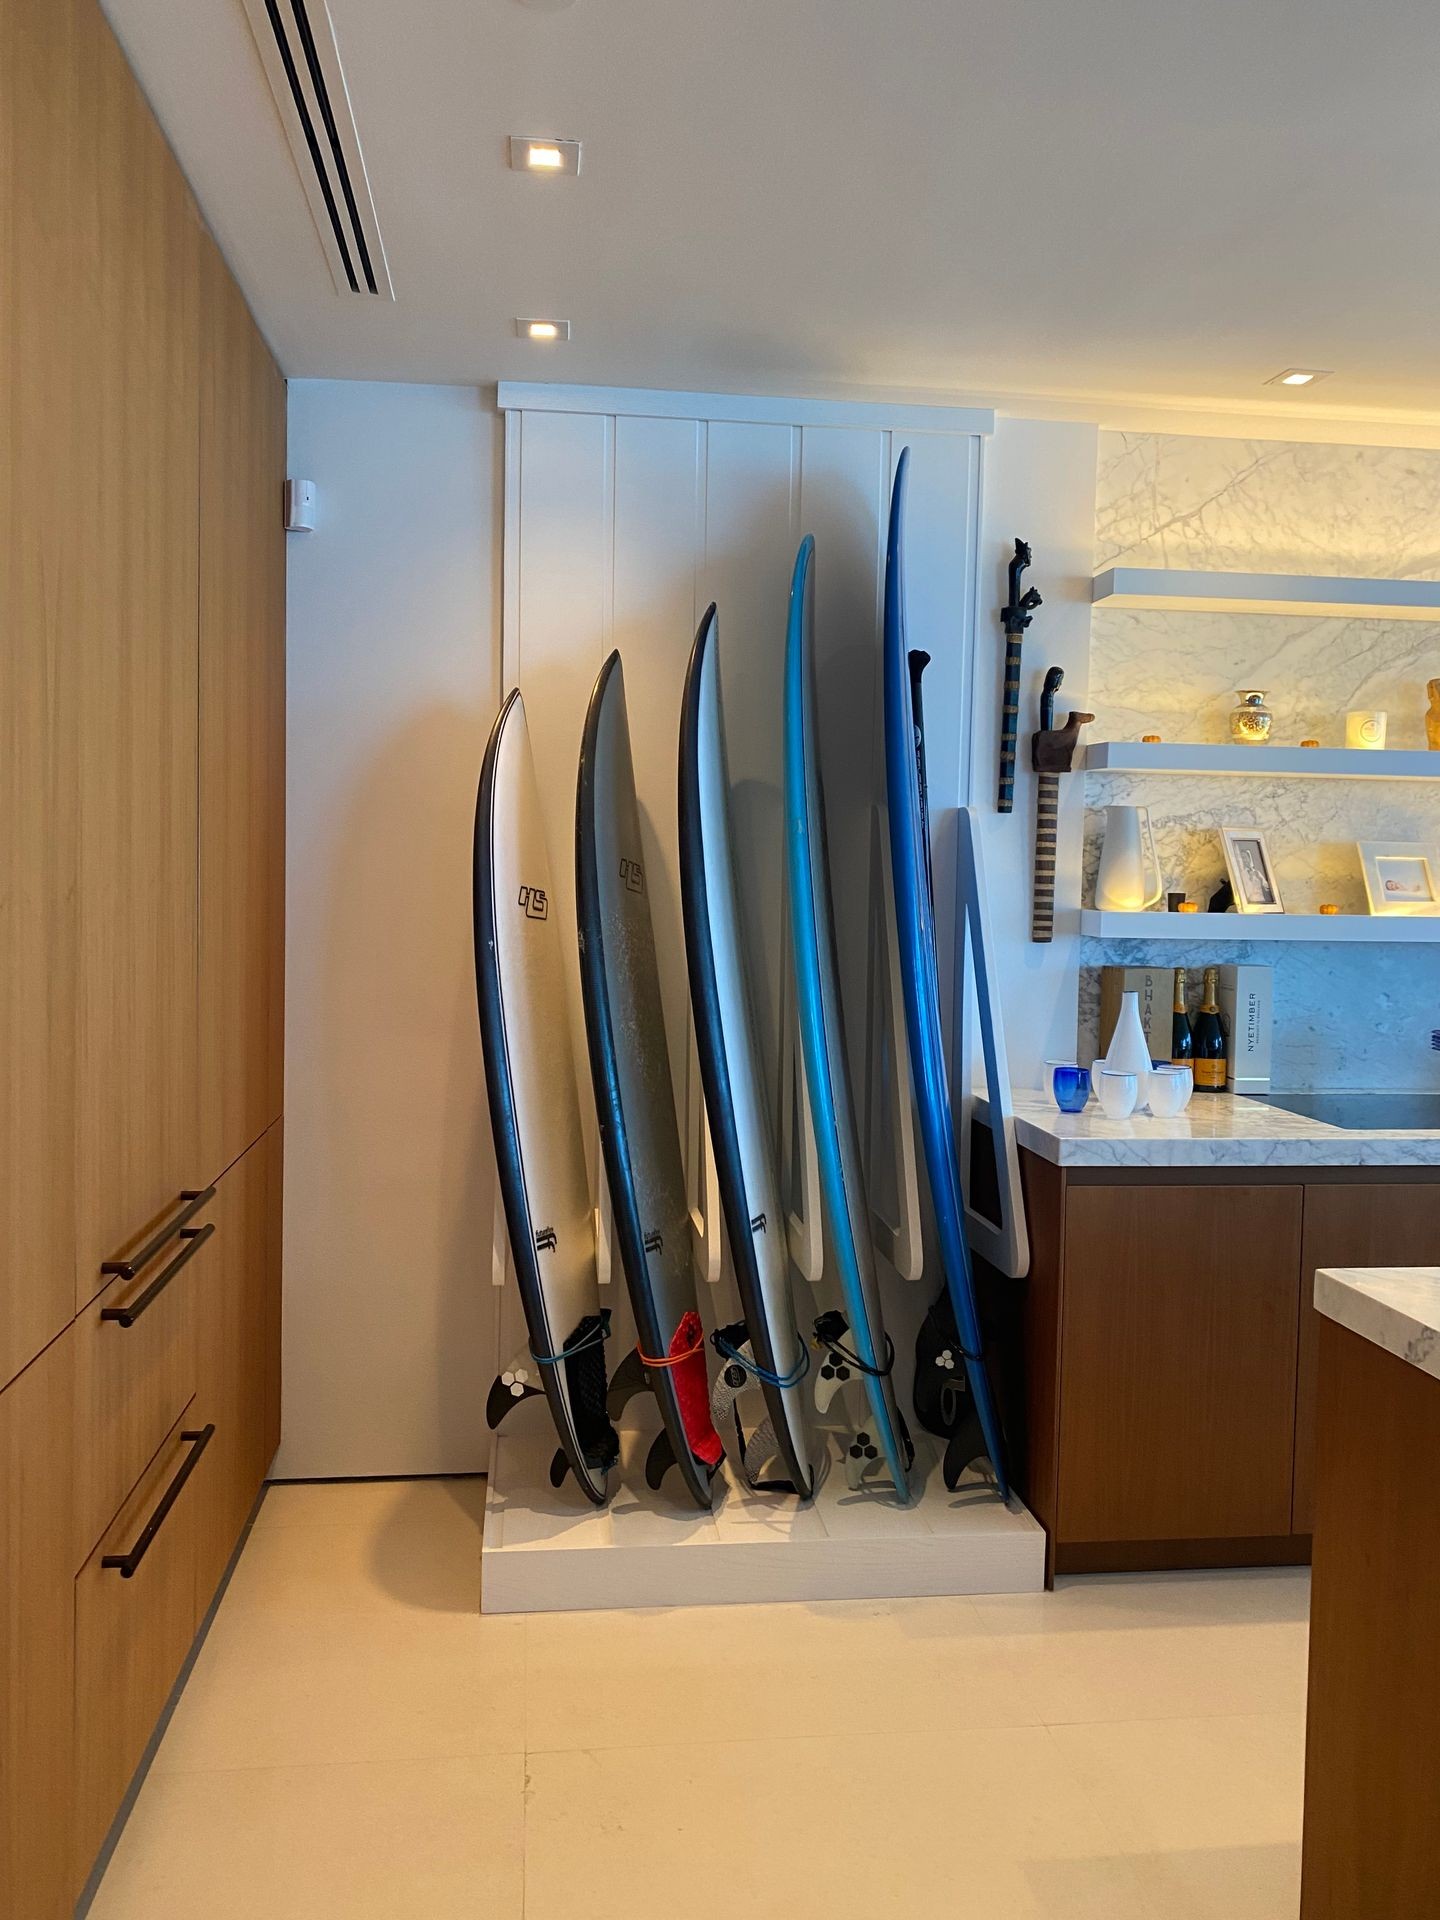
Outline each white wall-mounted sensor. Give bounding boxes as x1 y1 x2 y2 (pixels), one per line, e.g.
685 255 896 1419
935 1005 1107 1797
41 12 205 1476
284 478 318 532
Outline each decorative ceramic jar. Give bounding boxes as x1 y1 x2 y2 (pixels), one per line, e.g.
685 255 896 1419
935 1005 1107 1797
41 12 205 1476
1229 689 1274 745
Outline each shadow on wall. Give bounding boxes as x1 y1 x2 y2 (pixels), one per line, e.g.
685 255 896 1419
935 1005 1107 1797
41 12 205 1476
314 701 497 1474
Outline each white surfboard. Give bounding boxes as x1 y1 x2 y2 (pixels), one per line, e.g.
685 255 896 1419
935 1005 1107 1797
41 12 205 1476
473 688 616 1505
679 607 815 1497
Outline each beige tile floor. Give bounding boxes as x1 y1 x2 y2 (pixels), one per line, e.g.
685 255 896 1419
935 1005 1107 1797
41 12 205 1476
87 1478 1309 1920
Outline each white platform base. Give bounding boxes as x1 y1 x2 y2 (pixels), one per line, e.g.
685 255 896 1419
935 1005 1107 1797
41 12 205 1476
481 1413 1046 1614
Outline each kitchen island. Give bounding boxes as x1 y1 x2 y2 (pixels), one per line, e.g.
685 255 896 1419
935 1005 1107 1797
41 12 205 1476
1301 1268 1440 1918
976 1091 1440 1577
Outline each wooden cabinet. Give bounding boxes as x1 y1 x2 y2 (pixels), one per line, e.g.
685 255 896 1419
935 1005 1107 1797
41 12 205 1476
193 1126 281 1603
1059 1183 1303 1545
73 12 204 1308
1022 1155 1440 1578
1301 1320 1440 1917
1 0 286 1899
0 0 82 1389
1294 1183 1440 1531
198 234 287 1183
0 1336 77 1920
74 1410 219 1877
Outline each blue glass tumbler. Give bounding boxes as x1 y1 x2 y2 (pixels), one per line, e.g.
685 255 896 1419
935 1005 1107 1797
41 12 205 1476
1050 1064 1091 1113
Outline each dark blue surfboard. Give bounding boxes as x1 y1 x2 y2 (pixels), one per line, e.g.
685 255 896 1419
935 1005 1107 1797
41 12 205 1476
784 535 912 1500
883 447 1011 1500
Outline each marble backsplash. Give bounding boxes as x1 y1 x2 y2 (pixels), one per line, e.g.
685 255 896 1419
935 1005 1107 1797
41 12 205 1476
1081 431 1440 1091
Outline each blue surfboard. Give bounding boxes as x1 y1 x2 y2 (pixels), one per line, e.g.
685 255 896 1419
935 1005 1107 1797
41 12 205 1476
784 535 913 1500
883 447 1011 1501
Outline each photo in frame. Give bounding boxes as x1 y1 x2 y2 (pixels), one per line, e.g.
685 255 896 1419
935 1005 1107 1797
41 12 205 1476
1357 841 1440 916
1219 826 1285 915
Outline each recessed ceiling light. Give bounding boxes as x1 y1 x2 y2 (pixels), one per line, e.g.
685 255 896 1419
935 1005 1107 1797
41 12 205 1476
508 135 581 176
1266 367 1332 388
517 318 571 341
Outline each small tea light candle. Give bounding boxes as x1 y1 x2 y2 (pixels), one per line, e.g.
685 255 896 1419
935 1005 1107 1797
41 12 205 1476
1300 738 1320 749
1141 733 1162 744
1346 710 1388 750
1177 901 1199 914
1319 903 1340 915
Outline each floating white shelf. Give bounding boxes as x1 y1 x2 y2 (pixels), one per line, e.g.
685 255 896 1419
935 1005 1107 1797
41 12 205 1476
1092 567 1440 622
1084 741 1438 781
1079 910 1440 944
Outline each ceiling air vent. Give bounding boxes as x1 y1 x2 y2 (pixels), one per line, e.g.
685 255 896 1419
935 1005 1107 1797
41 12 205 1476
240 0 393 297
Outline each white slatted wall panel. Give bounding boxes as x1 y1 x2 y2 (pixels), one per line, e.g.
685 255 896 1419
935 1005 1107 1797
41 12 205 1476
497 386 989 1370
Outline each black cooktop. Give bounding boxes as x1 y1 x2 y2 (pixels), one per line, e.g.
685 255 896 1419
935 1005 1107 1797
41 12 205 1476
1252 1091 1440 1132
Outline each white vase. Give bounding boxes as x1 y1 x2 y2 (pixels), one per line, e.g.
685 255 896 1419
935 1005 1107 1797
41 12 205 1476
1096 805 1164 911
1103 990 1154 1096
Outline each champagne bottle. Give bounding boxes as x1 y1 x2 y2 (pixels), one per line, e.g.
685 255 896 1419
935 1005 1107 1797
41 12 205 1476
1171 967 1194 1067
1192 965 1227 1092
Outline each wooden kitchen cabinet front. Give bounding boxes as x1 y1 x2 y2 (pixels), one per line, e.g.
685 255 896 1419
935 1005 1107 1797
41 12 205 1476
1057 1183 1304 1545
1294 1183 1440 1532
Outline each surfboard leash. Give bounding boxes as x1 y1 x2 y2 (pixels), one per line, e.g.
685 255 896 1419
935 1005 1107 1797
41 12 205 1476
528 1307 613 1368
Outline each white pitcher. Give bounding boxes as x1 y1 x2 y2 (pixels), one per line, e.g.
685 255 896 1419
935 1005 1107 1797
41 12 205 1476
1096 805 1164 911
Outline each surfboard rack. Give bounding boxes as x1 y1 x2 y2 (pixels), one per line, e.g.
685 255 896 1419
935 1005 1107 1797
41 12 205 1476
953 807 1030 1281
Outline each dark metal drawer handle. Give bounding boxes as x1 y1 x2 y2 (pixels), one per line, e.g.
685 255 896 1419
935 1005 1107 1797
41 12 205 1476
102 1187 216 1283
101 1425 216 1579
101 1223 216 1329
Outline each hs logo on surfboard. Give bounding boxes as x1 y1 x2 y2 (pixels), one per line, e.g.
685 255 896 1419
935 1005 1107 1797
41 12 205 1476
517 885 549 921
619 857 645 895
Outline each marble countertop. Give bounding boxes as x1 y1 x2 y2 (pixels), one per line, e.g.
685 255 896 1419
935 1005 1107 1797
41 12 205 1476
1315 1268 1440 1382
978 1089 1440 1169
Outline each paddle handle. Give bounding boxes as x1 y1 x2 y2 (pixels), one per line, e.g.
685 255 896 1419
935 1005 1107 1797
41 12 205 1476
1032 772 1060 942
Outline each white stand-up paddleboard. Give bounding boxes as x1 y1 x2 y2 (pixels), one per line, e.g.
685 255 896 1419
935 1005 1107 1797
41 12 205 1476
681 607 816 1498
473 689 617 1506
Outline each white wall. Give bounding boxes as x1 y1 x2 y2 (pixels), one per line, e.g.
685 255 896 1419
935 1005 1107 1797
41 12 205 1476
278 382 502 1477
277 383 1098 1478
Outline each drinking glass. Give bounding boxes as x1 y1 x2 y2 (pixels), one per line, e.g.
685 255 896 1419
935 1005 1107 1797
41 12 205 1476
1097 1069 1140 1120
1046 1063 1091 1114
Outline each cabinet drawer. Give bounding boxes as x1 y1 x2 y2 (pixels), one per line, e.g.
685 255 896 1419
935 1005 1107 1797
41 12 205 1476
72 1211 216 1567
73 1409 216 1876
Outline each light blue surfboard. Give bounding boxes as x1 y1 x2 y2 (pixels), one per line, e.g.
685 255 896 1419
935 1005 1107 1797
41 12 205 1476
783 534 912 1500
883 447 1011 1500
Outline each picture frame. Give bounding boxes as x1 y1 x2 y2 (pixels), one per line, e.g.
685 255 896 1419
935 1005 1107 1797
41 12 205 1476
1357 841 1440 916
1219 826 1285 914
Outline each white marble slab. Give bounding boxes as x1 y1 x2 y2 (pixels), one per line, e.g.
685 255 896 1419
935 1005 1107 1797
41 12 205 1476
1315 1267 1440 1382
978 1089 1440 1168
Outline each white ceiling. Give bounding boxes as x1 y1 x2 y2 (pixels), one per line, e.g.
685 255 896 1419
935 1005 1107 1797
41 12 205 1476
103 0 1440 417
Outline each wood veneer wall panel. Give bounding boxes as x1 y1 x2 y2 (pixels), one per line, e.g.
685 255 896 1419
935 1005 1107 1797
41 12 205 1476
0 1335 77 1917
0 0 83 1386
198 232 287 1184
73 11 202 1304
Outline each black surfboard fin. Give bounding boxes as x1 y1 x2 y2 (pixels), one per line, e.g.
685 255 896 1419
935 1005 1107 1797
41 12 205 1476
548 1448 570 1490
485 1366 544 1431
942 1401 989 1493
606 1344 650 1420
644 1427 677 1492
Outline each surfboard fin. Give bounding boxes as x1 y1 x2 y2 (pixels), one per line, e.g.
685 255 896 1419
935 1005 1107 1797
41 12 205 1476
644 1427 676 1492
548 1448 569 1490
605 1344 650 1420
708 1324 806 1495
485 1361 544 1432
942 1402 996 1494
